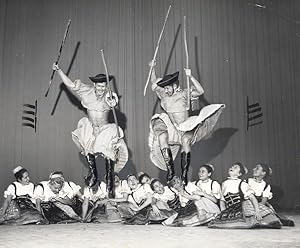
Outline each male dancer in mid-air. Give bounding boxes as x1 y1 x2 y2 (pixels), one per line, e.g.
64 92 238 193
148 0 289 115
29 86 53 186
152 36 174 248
148 60 225 184
53 63 128 197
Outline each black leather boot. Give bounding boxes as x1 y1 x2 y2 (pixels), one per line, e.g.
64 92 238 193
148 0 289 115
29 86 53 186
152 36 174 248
85 153 98 188
105 159 115 198
181 152 191 185
161 148 175 182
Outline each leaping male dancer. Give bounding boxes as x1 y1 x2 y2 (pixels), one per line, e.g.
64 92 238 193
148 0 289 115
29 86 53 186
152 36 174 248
148 61 225 184
52 63 128 198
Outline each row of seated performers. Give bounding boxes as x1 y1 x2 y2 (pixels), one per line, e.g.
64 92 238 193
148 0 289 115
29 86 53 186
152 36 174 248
0 163 295 228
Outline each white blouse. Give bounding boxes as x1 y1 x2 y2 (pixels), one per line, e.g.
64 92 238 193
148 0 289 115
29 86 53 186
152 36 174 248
192 179 222 199
153 186 176 202
4 181 35 200
62 181 82 199
34 181 78 202
221 178 254 199
128 184 149 205
142 184 153 194
247 178 273 200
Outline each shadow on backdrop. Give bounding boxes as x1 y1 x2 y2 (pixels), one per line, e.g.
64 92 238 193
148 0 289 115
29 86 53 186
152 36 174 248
194 36 210 108
269 185 285 210
51 42 82 115
190 127 238 180
152 24 181 116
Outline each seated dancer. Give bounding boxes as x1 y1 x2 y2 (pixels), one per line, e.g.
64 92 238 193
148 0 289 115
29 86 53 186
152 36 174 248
55 171 83 216
0 166 44 225
94 175 134 222
190 164 221 215
116 175 153 222
209 162 282 229
81 180 108 223
116 178 178 225
138 172 153 194
149 179 180 222
34 172 81 224
163 176 215 226
52 63 128 197
138 172 151 185
148 61 225 184
248 163 294 226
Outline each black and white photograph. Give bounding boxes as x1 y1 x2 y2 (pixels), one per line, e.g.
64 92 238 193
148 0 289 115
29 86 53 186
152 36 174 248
0 0 299 247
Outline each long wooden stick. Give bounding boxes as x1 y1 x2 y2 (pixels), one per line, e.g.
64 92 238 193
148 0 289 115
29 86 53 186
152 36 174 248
143 5 171 96
100 49 120 138
45 19 72 97
183 16 190 111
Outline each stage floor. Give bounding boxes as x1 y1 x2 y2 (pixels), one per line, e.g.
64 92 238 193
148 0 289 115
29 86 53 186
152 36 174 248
0 213 299 248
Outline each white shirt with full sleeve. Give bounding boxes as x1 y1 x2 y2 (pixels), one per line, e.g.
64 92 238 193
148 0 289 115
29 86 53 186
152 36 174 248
34 181 69 202
4 182 35 202
153 186 176 202
128 184 148 206
221 178 254 200
247 178 273 200
192 179 222 200
62 181 82 199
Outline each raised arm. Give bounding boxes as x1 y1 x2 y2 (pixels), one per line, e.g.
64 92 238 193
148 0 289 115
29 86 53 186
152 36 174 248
149 60 159 91
184 69 204 97
148 60 165 100
52 63 75 88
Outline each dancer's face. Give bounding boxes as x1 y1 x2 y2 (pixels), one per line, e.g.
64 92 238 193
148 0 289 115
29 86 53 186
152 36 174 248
164 84 176 96
49 179 64 194
95 82 107 97
198 167 211 181
127 176 138 189
141 176 151 185
172 177 183 190
152 181 164 194
19 171 30 185
228 164 242 178
253 164 265 178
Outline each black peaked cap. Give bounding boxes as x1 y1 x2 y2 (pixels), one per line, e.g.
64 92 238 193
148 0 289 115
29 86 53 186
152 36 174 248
89 74 113 83
157 71 179 87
